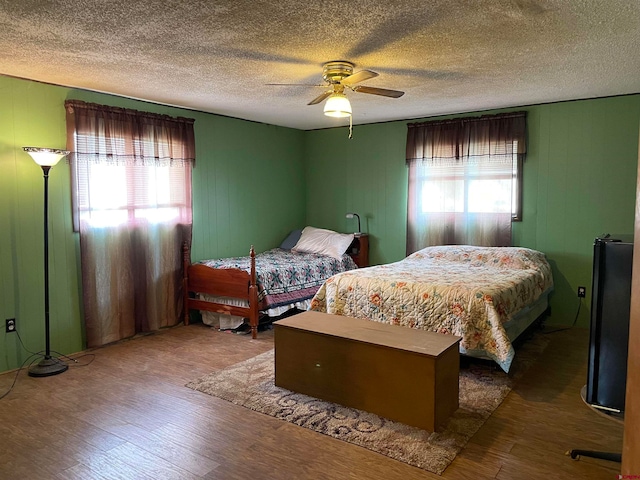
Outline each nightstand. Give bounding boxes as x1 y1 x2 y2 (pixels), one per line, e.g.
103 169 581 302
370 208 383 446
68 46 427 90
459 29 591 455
348 233 369 268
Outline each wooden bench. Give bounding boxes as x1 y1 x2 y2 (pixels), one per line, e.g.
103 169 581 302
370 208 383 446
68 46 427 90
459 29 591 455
274 311 461 431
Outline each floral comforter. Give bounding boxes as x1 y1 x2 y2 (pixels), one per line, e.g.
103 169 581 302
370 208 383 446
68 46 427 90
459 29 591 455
200 248 357 310
310 245 553 372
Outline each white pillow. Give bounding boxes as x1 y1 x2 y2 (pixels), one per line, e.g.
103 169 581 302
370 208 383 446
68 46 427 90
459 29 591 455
292 226 354 259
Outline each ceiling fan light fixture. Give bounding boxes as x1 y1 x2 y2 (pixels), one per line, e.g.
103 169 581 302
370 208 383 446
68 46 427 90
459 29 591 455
323 93 352 118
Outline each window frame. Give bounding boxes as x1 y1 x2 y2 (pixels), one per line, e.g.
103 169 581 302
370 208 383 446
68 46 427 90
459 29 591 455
416 150 523 222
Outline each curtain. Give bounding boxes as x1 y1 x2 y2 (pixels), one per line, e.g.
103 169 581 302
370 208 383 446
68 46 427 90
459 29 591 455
65 100 195 347
406 112 526 254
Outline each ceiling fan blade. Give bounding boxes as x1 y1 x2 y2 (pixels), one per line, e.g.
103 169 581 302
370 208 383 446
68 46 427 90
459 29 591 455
353 85 405 98
308 90 333 105
341 70 379 86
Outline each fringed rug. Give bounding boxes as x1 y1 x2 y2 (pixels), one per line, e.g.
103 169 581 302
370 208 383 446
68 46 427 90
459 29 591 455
186 333 547 475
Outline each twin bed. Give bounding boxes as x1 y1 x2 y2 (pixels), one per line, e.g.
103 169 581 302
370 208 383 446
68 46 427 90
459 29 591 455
182 227 361 338
183 232 553 371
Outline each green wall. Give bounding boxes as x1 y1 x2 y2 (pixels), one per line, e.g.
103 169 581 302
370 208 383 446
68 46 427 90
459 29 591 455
0 77 79 376
0 75 305 373
304 96 640 327
2 72 639 375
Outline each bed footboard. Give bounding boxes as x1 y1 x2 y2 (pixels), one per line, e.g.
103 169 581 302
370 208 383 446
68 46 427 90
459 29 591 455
182 242 260 339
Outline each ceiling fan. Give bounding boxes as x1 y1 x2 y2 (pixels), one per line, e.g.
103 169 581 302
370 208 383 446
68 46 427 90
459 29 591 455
270 61 404 138
308 60 404 106
270 60 404 116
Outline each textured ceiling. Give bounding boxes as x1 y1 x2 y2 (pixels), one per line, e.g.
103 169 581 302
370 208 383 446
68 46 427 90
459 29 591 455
1 0 639 130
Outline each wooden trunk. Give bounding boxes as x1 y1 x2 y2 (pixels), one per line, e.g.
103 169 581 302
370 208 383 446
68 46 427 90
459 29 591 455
274 311 461 431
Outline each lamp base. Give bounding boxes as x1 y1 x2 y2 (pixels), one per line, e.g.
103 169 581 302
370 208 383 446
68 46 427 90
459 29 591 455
28 356 68 377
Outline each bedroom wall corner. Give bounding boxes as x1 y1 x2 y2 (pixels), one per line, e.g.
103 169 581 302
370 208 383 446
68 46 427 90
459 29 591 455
303 122 408 265
190 117 306 262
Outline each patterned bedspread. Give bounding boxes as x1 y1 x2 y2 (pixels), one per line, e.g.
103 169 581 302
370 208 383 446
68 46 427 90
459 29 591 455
310 245 553 372
200 248 357 310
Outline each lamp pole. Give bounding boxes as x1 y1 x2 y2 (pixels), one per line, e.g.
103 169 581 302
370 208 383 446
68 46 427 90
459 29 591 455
42 164 52 361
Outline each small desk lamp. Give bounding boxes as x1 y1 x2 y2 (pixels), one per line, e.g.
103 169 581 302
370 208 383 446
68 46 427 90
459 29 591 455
345 212 361 233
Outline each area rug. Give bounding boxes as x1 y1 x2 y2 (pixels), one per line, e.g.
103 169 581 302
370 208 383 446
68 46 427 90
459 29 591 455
186 333 547 475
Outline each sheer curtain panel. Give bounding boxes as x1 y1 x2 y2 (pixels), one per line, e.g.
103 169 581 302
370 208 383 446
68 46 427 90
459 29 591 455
65 100 195 347
406 112 526 254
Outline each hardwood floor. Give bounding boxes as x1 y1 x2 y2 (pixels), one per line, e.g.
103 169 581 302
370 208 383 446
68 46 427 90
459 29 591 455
0 323 623 479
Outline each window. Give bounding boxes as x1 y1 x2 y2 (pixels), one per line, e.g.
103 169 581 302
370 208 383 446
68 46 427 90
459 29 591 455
74 153 191 228
418 148 521 219
65 100 195 232
65 100 196 348
406 112 526 253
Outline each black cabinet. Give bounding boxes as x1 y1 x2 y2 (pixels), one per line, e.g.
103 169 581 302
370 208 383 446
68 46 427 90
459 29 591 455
586 236 633 413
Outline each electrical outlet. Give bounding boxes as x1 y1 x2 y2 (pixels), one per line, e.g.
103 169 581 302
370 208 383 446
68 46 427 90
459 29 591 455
577 286 586 298
5 318 16 333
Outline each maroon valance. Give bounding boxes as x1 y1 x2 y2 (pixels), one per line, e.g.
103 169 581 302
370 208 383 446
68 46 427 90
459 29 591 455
65 100 196 166
406 111 527 164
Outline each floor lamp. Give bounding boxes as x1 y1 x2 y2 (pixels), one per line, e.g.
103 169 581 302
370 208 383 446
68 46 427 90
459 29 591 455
23 147 70 377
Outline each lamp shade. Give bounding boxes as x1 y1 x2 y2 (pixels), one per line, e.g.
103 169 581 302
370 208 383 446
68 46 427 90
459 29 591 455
324 93 352 118
23 147 70 167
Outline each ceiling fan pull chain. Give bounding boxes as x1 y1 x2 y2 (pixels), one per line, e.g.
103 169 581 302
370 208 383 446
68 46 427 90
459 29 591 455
348 114 353 139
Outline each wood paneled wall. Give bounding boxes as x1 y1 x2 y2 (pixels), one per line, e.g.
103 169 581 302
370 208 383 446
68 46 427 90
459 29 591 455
305 97 640 328
0 76 306 373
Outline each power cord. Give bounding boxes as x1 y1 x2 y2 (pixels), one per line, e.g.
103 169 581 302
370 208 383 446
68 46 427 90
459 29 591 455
0 353 41 400
1 327 95 400
50 350 96 367
15 329 39 356
543 296 581 334
18 326 94 367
